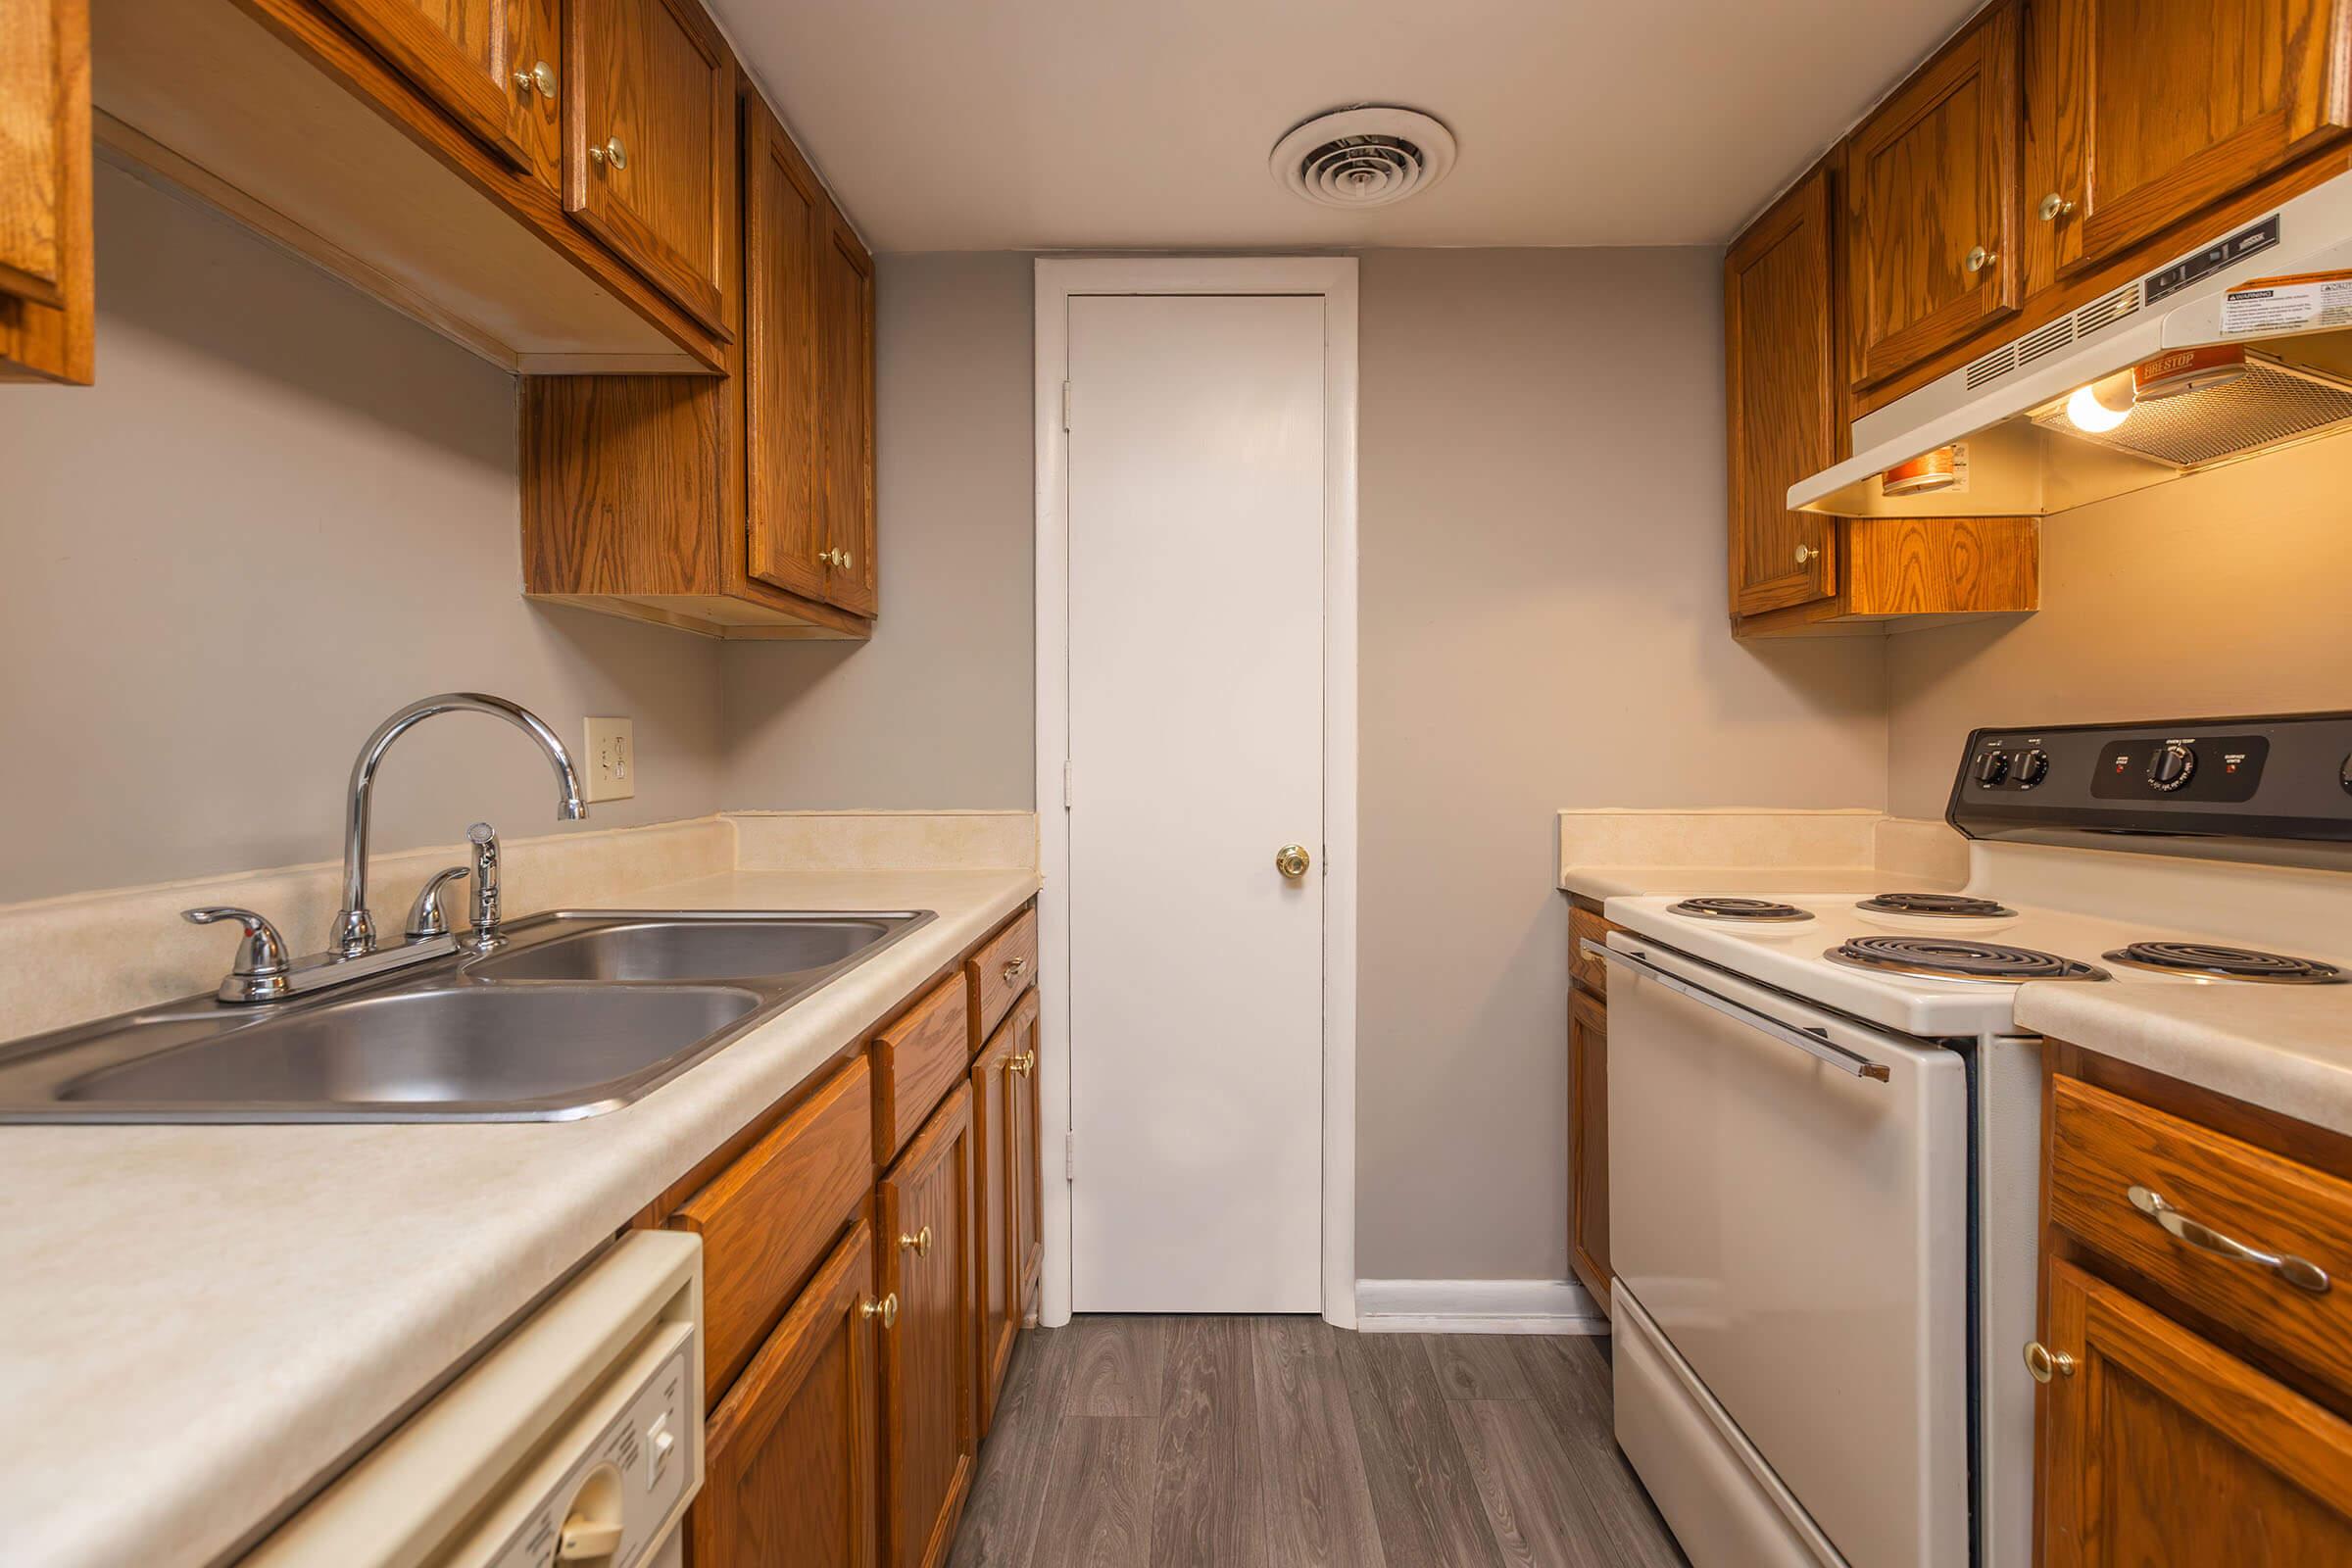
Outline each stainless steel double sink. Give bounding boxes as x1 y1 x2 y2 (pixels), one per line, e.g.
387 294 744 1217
0 910 934 1123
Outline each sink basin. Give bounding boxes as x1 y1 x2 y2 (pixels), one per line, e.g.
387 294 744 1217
0 908 937 1122
466 916 899 984
56 984 760 1114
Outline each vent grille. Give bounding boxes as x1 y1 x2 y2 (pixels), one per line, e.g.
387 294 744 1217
2029 354 2352 467
1964 344 2016 389
2014 318 2075 368
2074 285 2142 336
1270 107 1456 210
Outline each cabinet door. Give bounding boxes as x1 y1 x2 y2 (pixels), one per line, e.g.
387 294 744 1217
1006 991 1042 1317
742 95 829 602
2029 0 2352 281
1726 167 1839 616
817 206 878 616
1844 3 2020 391
969 1018 1017 1437
695 1218 882 1568
1568 991 1611 1310
0 0 91 385
2039 1259 2352 1567
879 1086 976 1568
311 0 534 168
563 0 733 334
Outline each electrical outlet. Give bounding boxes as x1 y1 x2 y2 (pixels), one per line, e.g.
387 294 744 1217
584 716 635 803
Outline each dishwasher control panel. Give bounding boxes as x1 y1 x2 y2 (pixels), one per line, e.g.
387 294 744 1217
483 1332 697 1568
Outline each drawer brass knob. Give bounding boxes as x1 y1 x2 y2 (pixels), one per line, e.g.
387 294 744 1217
861 1292 899 1329
513 60 557 99
589 134 627 171
1275 844 1311 879
899 1225 932 1257
1003 956 1030 982
1008 1051 1037 1076
2024 1341 2075 1383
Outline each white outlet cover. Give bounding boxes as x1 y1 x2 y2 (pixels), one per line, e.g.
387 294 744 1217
584 716 635 803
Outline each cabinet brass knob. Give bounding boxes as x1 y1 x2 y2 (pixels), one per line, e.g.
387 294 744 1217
2037 192 2076 222
1794 543 1817 565
2024 1341 2076 1383
1965 245 1995 274
1004 956 1030 982
1008 1051 1036 1076
899 1225 932 1257
839 549 855 570
861 1292 899 1328
589 134 627 171
1275 844 1311 879
514 60 557 98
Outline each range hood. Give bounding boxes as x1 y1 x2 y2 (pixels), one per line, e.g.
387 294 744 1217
1791 174 2352 517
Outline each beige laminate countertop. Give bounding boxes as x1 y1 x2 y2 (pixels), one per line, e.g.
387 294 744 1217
1561 866 1940 901
2015 982 2352 1140
0 866 1041 1568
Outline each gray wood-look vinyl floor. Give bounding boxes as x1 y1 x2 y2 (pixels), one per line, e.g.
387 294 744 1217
948 1318 1688 1568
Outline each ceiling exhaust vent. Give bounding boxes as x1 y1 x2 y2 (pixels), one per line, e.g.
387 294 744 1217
1270 106 1456 210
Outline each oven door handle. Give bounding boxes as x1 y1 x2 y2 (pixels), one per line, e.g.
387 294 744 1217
1584 940 1892 1084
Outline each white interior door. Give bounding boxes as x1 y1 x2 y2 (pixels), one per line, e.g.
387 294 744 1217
1066 293 1327 1313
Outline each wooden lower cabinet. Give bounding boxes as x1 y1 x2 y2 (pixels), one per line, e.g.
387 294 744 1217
878 1084 977 1568
695 1217 882 1568
2039 1259 2352 1566
1566 898 1614 1317
971 987 1042 1437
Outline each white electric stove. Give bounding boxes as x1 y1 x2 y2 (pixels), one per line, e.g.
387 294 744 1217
1594 711 2352 1568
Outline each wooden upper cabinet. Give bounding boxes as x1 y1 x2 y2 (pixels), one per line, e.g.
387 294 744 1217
817 206 877 616
696 1218 882 1568
743 94 829 603
1726 166 1839 616
310 0 535 169
563 0 734 335
1843 2 2021 391
0 0 91 384
2038 1259 2352 1567
2026 0 2352 284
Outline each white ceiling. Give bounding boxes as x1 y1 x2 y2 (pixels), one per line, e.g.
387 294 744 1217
708 0 1984 253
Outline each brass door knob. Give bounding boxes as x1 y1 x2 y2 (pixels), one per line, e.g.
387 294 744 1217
589 134 627 171
899 1225 932 1257
861 1292 899 1329
514 60 557 98
1275 844 1311 879
2024 1341 2076 1383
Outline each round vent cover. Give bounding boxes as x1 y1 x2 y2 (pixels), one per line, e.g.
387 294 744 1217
1270 106 1456 210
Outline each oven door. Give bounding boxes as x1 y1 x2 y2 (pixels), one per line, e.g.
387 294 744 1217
1599 935 1970 1568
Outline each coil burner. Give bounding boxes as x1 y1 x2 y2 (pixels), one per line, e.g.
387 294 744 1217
1667 898 1815 923
2102 942 2344 985
1826 936 2109 984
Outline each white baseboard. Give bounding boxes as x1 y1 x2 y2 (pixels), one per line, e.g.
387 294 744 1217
1354 1278 1608 1335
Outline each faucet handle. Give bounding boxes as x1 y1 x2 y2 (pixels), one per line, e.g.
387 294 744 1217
403 865 472 941
182 906 293 1002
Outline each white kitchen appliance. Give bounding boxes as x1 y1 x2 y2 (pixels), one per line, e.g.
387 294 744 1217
1598 711 2352 1568
245 1229 704 1568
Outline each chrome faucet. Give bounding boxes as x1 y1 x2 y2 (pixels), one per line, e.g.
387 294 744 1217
330 694 586 956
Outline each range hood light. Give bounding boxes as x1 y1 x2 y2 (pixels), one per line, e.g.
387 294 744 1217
2065 372 2136 433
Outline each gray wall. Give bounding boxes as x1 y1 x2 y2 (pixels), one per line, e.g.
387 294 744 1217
1886 432 2352 818
1351 249 1886 1280
719 252 1036 808
0 166 725 903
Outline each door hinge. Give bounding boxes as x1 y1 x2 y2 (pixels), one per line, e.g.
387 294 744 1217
1064 1131 1076 1181
1062 760 1073 810
1060 380 1071 431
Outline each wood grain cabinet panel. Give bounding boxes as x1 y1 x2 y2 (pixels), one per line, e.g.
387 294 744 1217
0 0 91 384
311 0 535 169
815 204 877 616
1843 3 2020 391
1569 988 1611 1317
668 1055 874 1403
879 1086 977 1568
967 907 1039 1048
872 975 971 1163
1726 166 1840 616
2038 1258 2352 1568
2026 0 2352 287
563 0 734 334
1007 994 1042 1319
742 92 828 603
969 1006 1016 1438
695 1218 882 1568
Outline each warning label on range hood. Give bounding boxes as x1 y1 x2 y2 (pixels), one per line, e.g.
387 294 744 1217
2222 270 2352 335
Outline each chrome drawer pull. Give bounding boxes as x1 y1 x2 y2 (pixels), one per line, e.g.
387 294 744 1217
2127 1184 2331 1296
1583 940 1891 1083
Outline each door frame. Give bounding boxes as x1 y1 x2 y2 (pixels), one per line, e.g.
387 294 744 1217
1033 257 1359 1328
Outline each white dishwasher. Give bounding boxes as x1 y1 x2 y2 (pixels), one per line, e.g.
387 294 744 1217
247 1230 705 1568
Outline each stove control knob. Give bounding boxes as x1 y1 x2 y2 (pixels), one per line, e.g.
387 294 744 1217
2148 742 2197 792
2341 753 2352 796
2015 749 2050 789
1975 750 2012 787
